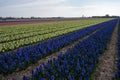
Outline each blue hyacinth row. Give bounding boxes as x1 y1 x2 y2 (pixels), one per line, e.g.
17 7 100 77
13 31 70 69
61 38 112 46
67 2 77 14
0 19 117 75
115 20 120 79
22 19 117 80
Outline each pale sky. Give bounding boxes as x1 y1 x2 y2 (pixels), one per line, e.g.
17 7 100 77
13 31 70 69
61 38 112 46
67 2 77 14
0 0 120 17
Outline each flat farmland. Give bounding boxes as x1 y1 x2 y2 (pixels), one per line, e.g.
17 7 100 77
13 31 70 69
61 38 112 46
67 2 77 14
0 18 120 80
0 18 89 26
0 18 111 53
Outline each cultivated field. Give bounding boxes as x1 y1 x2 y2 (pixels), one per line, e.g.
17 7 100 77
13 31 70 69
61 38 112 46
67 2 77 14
0 18 120 80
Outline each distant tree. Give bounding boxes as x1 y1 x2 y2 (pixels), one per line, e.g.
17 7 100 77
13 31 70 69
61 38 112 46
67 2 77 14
20 17 24 19
105 14 110 18
31 16 35 19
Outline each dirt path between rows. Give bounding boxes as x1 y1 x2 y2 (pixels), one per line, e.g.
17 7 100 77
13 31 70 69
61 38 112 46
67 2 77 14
1 27 99 80
91 20 119 80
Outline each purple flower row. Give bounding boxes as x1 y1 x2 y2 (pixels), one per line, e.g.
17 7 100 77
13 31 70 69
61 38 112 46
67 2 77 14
0 19 116 75
22 19 117 80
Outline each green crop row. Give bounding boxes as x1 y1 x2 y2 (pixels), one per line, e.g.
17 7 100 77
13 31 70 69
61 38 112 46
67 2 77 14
0 24 92 43
0 18 113 53
0 18 111 37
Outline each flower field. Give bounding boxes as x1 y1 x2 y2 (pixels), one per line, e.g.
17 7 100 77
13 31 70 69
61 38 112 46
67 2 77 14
0 18 119 80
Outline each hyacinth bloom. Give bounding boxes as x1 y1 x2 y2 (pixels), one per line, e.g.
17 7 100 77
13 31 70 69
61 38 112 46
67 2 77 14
22 19 117 79
0 19 117 75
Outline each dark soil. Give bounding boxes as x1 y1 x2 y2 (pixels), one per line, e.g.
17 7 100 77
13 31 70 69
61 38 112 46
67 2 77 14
91 20 118 80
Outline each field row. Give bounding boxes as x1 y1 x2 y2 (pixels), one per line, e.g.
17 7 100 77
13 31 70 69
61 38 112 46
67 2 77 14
0 19 118 80
0 19 113 74
21 19 117 79
0 19 109 37
115 20 120 79
0 18 112 53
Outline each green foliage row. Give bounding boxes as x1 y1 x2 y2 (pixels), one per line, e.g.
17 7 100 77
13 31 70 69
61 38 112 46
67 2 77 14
0 18 112 53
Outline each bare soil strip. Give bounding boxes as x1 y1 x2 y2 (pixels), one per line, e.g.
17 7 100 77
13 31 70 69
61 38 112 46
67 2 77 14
1 27 99 80
91 20 119 80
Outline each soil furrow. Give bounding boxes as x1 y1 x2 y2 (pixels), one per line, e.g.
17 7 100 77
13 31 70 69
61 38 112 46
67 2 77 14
91 20 119 80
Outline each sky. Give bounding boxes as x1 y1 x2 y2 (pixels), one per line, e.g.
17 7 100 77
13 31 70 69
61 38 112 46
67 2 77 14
0 0 120 17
